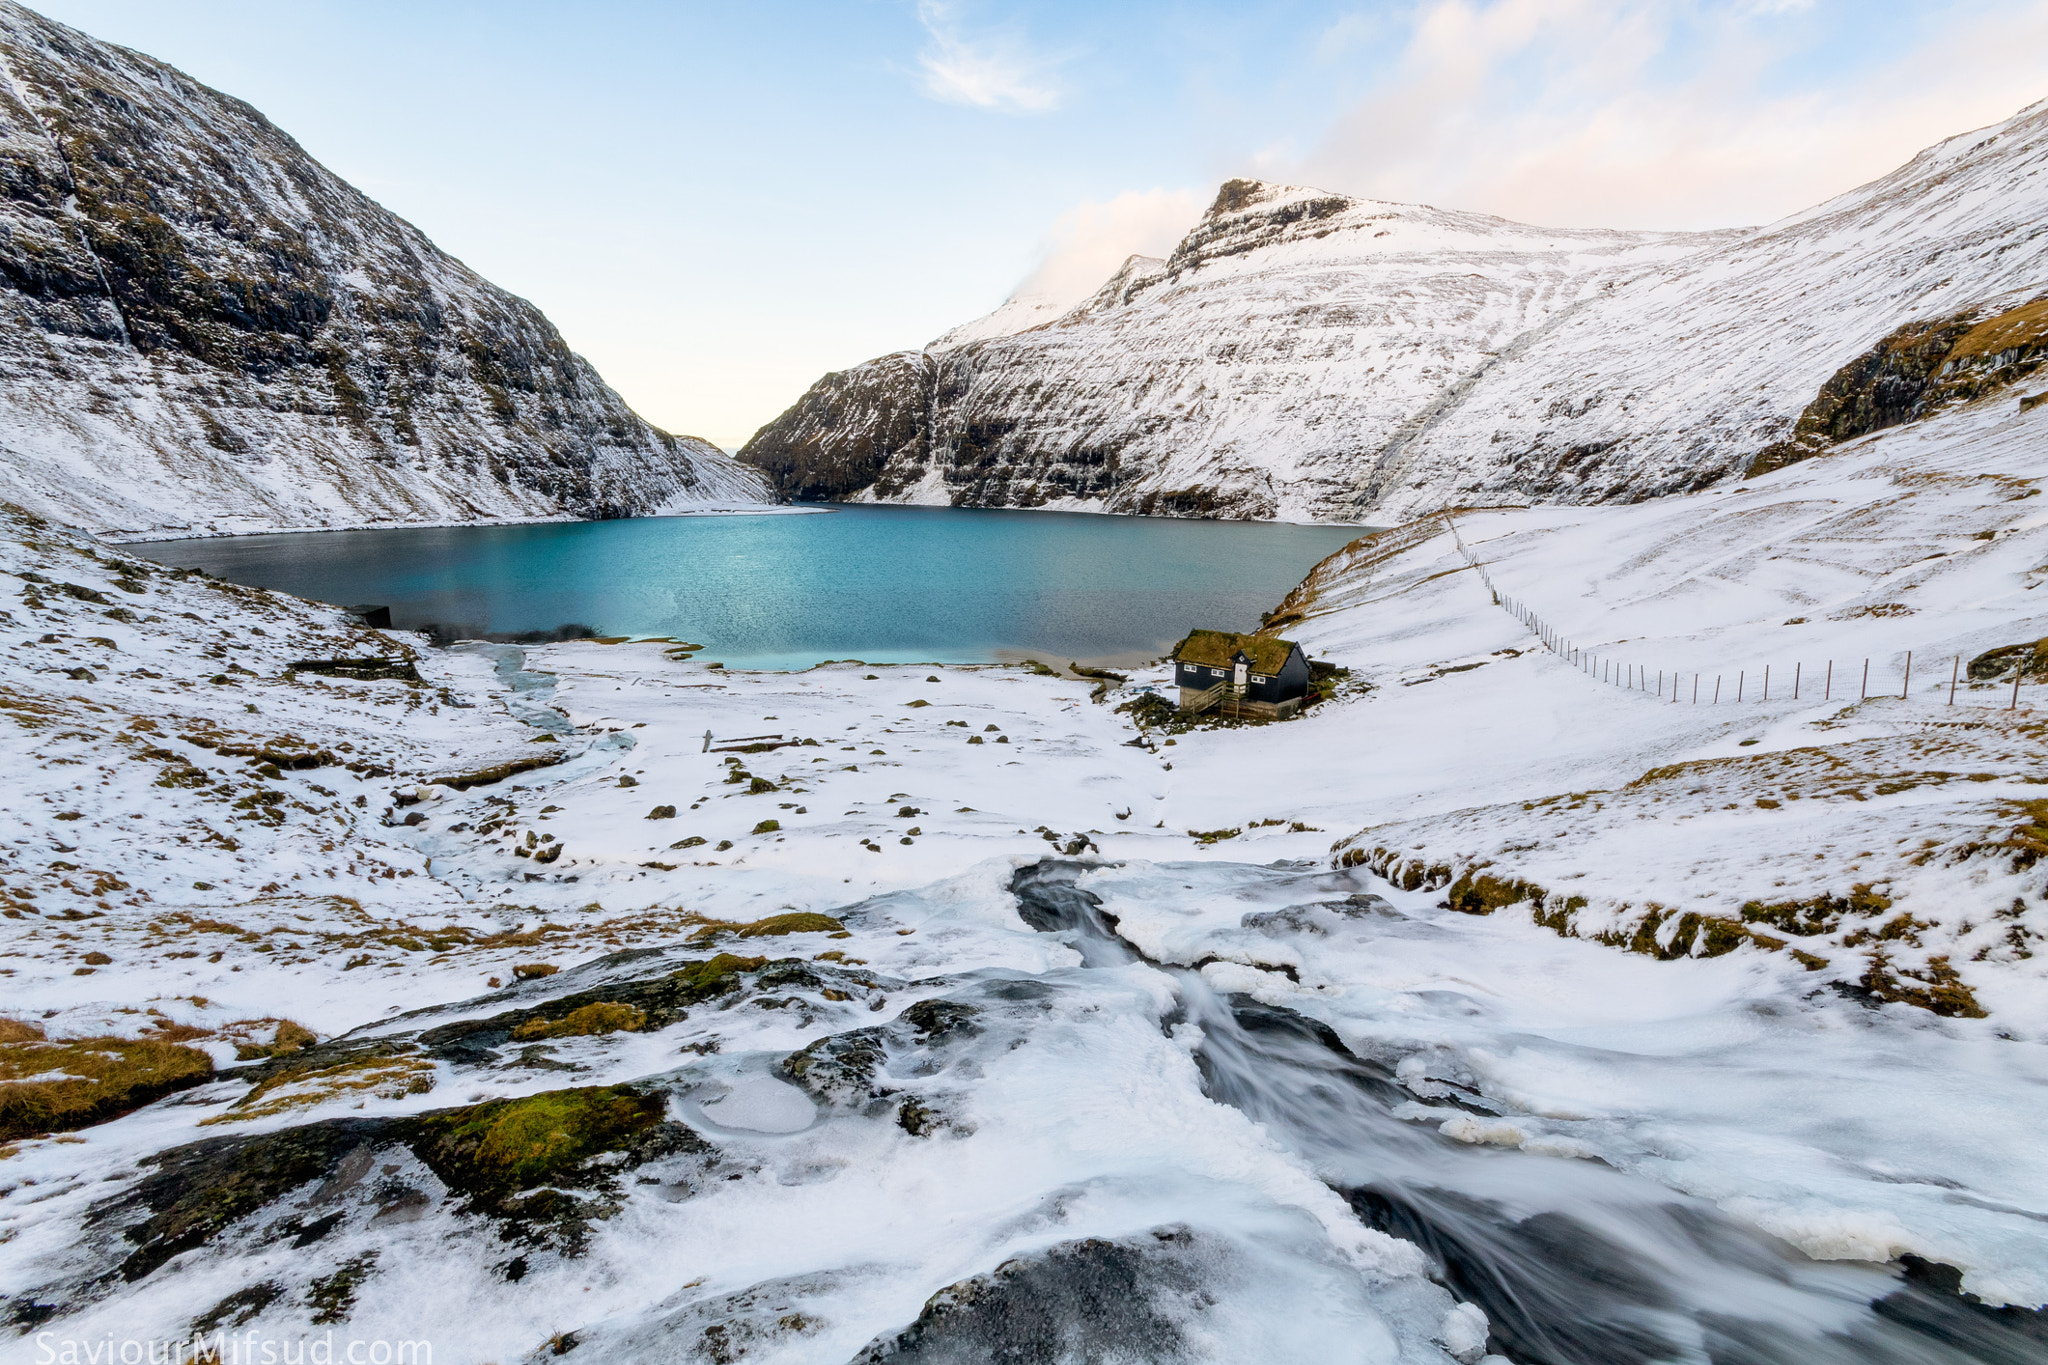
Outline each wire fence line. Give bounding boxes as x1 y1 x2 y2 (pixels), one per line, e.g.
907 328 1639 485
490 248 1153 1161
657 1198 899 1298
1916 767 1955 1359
1439 510 2030 711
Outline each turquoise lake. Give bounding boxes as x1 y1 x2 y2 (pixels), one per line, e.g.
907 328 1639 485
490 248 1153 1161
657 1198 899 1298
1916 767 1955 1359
131 506 1365 672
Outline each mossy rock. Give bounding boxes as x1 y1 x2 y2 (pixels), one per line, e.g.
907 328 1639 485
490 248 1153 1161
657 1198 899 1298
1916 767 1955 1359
510 1002 646 1042
900 1000 980 1040
1967 638 2048 682
97 1086 711 1280
780 1028 889 1108
205 1054 436 1125
1740 884 1890 937
692 913 843 942
408 1085 665 1196
412 954 774 1058
1443 870 1544 916
1859 952 1986 1018
96 1116 396 1282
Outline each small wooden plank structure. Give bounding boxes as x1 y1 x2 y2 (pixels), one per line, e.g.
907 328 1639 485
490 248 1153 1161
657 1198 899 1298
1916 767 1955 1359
1169 629 1311 719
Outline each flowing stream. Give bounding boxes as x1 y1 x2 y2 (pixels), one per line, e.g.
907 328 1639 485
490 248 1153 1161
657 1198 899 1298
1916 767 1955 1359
1009 861 2048 1365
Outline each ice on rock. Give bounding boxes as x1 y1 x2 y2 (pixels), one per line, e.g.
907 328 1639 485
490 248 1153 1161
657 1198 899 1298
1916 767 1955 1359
1438 1301 1491 1362
699 1076 818 1133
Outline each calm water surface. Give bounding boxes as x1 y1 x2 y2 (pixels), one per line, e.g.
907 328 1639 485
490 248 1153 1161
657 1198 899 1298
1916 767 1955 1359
131 506 1365 671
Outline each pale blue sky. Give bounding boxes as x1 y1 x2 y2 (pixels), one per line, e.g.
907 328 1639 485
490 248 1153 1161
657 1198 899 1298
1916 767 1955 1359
29 0 2048 447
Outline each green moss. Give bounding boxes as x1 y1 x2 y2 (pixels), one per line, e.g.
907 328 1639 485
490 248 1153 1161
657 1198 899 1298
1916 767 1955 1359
407 954 785 1061
109 1084 711 1280
410 1086 665 1196
1859 951 1986 1018
510 1002 646 1042
695 914 844 942
1740 884 1891 936
1444 871 1544 916
671 952 770 993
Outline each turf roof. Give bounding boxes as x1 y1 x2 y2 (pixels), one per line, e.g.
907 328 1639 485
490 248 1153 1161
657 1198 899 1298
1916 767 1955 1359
1170 629 1300 674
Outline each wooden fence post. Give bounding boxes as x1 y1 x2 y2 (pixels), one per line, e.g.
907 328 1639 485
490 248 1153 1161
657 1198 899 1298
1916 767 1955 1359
1693 673 1699 703
1763 664 1769 701
1949 656 1959 705
1824 660 1832 701
1902 651 1911 700
1738 670 1744 701
1714 675 1721 704
2015 666 2023 711
1860 659 1868 700
1793 662 1800 700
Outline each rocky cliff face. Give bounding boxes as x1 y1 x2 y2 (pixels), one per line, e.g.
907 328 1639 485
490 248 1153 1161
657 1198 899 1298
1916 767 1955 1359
737 350 932 502
0 1 766 537
745 99 2048 522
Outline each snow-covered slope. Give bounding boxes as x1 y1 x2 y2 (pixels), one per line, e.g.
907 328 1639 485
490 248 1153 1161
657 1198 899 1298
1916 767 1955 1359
744 181 1702 519
8 358 2048 1354
743 100 2048 523
1388 98 2048 519
0 2 768 538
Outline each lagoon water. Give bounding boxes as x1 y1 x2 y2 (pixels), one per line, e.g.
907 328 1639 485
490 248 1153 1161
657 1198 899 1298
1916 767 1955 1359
132 506 1365 671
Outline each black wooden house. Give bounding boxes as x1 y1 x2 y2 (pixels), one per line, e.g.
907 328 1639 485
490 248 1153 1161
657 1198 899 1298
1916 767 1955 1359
1169 629 1311 719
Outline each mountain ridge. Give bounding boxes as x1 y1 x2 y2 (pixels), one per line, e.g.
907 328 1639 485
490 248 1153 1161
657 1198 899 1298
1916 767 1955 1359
741 100 2048 522
0 0 768 538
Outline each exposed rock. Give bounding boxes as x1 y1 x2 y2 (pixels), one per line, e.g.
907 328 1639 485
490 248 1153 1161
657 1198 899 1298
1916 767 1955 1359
81 1085 710 1286
0 2 766 536
1748 291 2048 477
741 351 932 501
851 1226 1223 1363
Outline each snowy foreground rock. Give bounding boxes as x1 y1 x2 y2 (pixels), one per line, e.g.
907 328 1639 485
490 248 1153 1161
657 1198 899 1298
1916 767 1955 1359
0 2 769 539
5 354 2048 1362
744 98 2048 525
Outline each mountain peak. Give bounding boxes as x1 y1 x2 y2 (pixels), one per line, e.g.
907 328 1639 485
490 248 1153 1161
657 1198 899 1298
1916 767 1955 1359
1205 177 1343 219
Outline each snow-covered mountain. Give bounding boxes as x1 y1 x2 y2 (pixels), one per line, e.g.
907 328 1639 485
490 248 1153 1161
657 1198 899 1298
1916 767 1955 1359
0 2 768 538
742 100 2048 522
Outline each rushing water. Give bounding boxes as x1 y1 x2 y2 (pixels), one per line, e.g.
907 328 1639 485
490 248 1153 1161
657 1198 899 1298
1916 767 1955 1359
1009 861 2048 1365
128 507 1364 670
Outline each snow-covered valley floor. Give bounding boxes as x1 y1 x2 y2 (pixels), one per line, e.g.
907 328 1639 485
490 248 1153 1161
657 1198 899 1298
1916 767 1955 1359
3 378 2047 1364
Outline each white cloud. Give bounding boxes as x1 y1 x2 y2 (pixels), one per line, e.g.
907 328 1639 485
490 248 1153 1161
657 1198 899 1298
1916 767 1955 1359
1011 187 1206 309
915 1 1062 113
1278 0 2048 230
1315 11 1384 60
